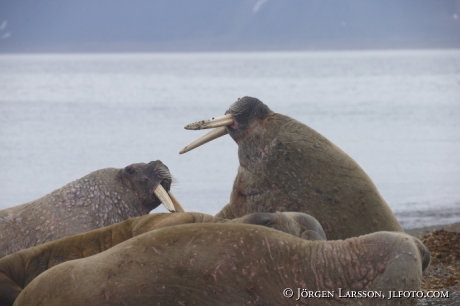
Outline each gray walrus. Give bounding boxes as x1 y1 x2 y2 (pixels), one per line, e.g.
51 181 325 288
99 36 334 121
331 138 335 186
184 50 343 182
0 160 183 258
0 211 325 306
13 224 430 306
180 96 403 239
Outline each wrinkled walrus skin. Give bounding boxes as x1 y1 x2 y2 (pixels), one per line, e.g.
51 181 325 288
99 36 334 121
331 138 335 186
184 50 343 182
0 211 325 306
13 224 429 306
183 96 403 239
0 160 173 258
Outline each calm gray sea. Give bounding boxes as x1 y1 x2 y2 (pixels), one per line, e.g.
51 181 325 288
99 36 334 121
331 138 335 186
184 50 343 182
1 50 459 229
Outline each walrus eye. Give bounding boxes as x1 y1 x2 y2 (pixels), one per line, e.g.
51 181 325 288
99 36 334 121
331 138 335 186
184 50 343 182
125 166 135 174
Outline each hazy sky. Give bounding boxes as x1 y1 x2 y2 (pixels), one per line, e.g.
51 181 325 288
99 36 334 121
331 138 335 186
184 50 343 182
0 0 459 52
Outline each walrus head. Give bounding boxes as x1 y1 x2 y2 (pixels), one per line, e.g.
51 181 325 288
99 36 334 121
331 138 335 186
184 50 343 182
238 212 327 241
179 96 274 153
119 160 184 213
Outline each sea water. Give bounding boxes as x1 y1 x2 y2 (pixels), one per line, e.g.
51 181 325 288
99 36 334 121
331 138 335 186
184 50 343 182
1 50 459 229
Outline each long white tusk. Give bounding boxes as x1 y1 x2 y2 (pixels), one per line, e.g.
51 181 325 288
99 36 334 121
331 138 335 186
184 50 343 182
184 114 234 130
179 126 228 154
168 191 185 213
153 184 176 212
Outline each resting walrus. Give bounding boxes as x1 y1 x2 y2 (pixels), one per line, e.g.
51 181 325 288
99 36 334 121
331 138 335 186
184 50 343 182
180 96 403 239
13 224 429 306
0 211 325 305
0 160 183 258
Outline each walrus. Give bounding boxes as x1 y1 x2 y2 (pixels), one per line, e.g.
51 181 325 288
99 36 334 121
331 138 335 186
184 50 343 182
180 96 403 239
13 224 430 306
0 211 325 306
0 160 183 258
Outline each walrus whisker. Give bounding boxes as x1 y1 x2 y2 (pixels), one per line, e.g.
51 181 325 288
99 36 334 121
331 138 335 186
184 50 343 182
179 126 228 154
152 184 176 212
184 114 233 130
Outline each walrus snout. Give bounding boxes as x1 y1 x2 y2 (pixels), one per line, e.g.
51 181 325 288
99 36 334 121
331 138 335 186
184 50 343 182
179 96 274 154
414 237 431 272
283 212 327 241
240 212 276 227
148 160 172 182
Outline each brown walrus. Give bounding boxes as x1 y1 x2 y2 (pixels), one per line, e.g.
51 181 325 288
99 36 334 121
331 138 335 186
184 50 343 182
180 96 403 239
0 160 183 258
0 211 325 305
13 224 430 306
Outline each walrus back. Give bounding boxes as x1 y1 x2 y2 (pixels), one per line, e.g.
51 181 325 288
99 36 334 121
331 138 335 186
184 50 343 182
0 168 145 258
13 225 426 306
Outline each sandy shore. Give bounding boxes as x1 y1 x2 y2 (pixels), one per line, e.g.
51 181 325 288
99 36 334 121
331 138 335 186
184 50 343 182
404 222 460 306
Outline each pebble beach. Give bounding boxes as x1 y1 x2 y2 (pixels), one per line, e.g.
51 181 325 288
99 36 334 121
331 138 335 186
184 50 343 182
405 223 460 306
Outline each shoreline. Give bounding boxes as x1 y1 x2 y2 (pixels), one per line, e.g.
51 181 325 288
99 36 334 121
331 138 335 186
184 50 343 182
404 222 460 238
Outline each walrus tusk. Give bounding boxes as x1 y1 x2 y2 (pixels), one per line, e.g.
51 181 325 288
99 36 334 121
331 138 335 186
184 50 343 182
153 184 176 212
168 191 185 213
179 126 228 154
184 114 234 130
